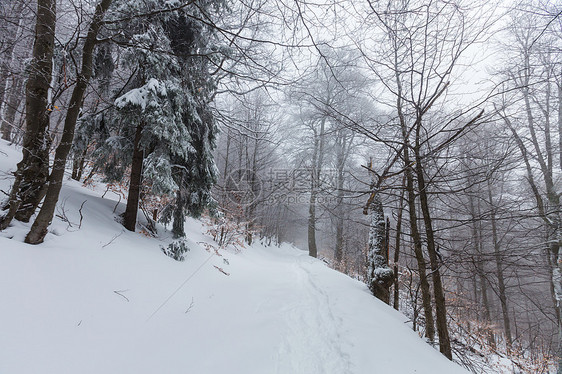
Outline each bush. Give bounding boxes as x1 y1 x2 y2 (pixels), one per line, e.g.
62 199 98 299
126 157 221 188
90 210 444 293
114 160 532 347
161 239 190 261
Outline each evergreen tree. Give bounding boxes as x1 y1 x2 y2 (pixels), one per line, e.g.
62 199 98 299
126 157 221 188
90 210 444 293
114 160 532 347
71 43 115 181
96 0 221 236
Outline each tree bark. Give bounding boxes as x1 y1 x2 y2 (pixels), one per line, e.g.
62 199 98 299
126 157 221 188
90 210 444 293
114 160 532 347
26 0 114 244
308 191 318 258
0 0 56 229
557 73 562 168
123 122 144 232
413 138 452 360
308 118 326 258
334 131 349 265
397 102 435 341
172 187 185 238
404 159 435 342
393 176 406 310
71 148 87 181
366 192 394 304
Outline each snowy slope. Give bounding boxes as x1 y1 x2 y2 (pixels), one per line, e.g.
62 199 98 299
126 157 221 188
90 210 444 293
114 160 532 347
0 139 468 374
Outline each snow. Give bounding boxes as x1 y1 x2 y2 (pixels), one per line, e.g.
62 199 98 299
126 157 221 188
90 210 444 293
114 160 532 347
0 139 468 374
115 78 167 110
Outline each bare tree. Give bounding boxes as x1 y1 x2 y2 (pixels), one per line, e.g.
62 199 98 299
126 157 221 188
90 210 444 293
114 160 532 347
489 3 562 368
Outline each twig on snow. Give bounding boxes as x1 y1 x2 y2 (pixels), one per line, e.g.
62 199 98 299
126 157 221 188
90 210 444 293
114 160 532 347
112 194 121 214
185 297 195 313
78 200 87 229
114 289 130 302
102 230 124 248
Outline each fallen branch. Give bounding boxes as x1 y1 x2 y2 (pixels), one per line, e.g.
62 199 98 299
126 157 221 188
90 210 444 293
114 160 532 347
213 265 230 276
78 200 87 229
197 241 222 256
102 185 110 198
56 197 73 228
112 195 121 214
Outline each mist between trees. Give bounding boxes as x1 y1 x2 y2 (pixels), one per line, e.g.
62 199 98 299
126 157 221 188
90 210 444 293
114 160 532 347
0 0 560 372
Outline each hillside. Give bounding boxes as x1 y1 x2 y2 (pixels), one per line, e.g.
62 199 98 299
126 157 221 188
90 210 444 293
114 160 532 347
0 139 469 373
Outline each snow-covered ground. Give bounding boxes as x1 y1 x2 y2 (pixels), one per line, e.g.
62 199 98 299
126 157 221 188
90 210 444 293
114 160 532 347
0 139 468 373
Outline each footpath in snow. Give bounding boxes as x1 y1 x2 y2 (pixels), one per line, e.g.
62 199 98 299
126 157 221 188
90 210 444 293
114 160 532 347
0 139 468 373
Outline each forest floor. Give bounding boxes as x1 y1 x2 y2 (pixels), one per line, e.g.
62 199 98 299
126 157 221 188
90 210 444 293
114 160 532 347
0 138 471 373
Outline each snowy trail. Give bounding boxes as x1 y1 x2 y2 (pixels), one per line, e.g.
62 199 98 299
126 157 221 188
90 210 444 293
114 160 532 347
273 259 352 374
0 225 470 374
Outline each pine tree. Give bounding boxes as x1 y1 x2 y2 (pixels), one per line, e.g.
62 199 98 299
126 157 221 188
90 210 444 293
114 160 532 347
96 0 221 235
71 43 115 181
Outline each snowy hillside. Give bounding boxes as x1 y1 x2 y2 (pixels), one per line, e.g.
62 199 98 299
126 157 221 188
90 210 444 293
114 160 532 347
0 139 468 373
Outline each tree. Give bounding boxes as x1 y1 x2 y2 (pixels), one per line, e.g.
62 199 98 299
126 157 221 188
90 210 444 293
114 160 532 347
0 0 56 229
25 0 114 244
495 4 562 367
89 0 222 236
288 47 369 258
357 0 494 359
365 164 394 304
0 0 28 141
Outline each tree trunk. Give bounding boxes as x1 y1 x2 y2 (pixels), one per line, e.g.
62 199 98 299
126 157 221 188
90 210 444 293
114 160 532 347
413 142 452 360
557 76 562 168
0 0 56 229
0 0 25 133
393 176 406 310
308 191 318 258
405 168 435 341
123 122 144 232
366 192 394 304
25 0 114 244
172 187 185 238
222 129 231 203
486 180 512 350
71 148 87 181
469 192 496 349
308 118 326 258
392 44 435 341
334 140 345 265
400 133 435 342
1 75 24 142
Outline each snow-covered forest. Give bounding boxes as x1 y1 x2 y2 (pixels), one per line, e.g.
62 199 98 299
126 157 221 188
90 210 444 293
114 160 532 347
0 0 561 373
